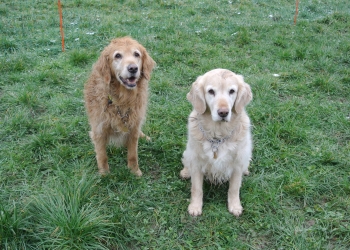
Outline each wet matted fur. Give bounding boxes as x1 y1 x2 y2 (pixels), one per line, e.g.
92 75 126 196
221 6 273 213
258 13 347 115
84 37 156 175
180 69 253 216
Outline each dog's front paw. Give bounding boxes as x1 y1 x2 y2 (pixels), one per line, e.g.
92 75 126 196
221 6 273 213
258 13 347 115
188 203 202 216
98 169 110 176
132 169 143 177
98 164 110 175
228 204 243 217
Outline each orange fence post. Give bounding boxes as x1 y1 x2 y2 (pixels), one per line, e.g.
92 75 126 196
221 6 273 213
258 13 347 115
58 0 65 51
294 0 299 25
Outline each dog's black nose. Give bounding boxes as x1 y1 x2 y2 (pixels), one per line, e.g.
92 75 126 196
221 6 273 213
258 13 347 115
218 108 229 118
128 64 138 74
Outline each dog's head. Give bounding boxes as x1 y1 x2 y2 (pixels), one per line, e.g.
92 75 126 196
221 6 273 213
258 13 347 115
187 69 252 122
95 36 156 89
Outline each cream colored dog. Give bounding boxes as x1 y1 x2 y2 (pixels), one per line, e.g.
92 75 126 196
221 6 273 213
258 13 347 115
180 69 253 216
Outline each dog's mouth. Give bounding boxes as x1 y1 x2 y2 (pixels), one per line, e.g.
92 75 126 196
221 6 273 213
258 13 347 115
119 76 138 89
213 113 230 122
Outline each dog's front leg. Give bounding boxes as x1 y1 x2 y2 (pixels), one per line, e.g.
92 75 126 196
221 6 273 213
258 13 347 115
188 170 204 216
90 131 110 175
228 169 243 217
126 131 142 176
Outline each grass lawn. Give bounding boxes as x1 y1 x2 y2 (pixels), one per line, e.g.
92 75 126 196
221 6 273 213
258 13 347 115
1 0 349 249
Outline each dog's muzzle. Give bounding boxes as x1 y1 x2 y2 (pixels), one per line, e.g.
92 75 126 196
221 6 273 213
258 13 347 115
119 64 139 89
119 76 137 88
218 108 229 117
217 108 230 122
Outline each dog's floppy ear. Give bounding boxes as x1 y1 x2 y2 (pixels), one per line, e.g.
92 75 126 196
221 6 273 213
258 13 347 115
141 47 156 80
94 50 111 83
187 76 206 114
234 74 252 114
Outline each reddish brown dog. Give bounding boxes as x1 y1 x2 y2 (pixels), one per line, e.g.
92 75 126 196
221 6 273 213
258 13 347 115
84 37 156 175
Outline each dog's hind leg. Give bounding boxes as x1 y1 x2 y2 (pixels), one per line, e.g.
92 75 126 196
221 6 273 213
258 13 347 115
180 166 191 179
139 131 151 141
180 150 191 179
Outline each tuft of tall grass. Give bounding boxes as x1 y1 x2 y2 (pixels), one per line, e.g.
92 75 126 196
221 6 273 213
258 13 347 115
25 174 116 249
0 202 27 249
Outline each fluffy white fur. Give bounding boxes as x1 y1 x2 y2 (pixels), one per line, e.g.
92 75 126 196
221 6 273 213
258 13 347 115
180 69 253 216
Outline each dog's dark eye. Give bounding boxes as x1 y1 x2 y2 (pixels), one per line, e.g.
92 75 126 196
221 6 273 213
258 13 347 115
134 52 140 57
208 89 215 96
114 53 122 59
229 89 235 94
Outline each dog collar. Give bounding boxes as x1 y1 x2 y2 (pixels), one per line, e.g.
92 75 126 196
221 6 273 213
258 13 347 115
108 95 113 105
198 122 233 159
107 95 130 132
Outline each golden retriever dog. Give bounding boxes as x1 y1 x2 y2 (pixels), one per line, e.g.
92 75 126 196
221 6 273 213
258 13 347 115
180 69 253 216
84 37 156 175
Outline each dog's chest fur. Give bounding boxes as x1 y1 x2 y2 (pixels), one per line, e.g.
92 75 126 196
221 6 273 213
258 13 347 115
106 80 148 132
185 111 251 183
197 138 239 183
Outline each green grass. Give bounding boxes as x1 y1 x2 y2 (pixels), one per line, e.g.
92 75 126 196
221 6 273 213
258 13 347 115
1 0 349 249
